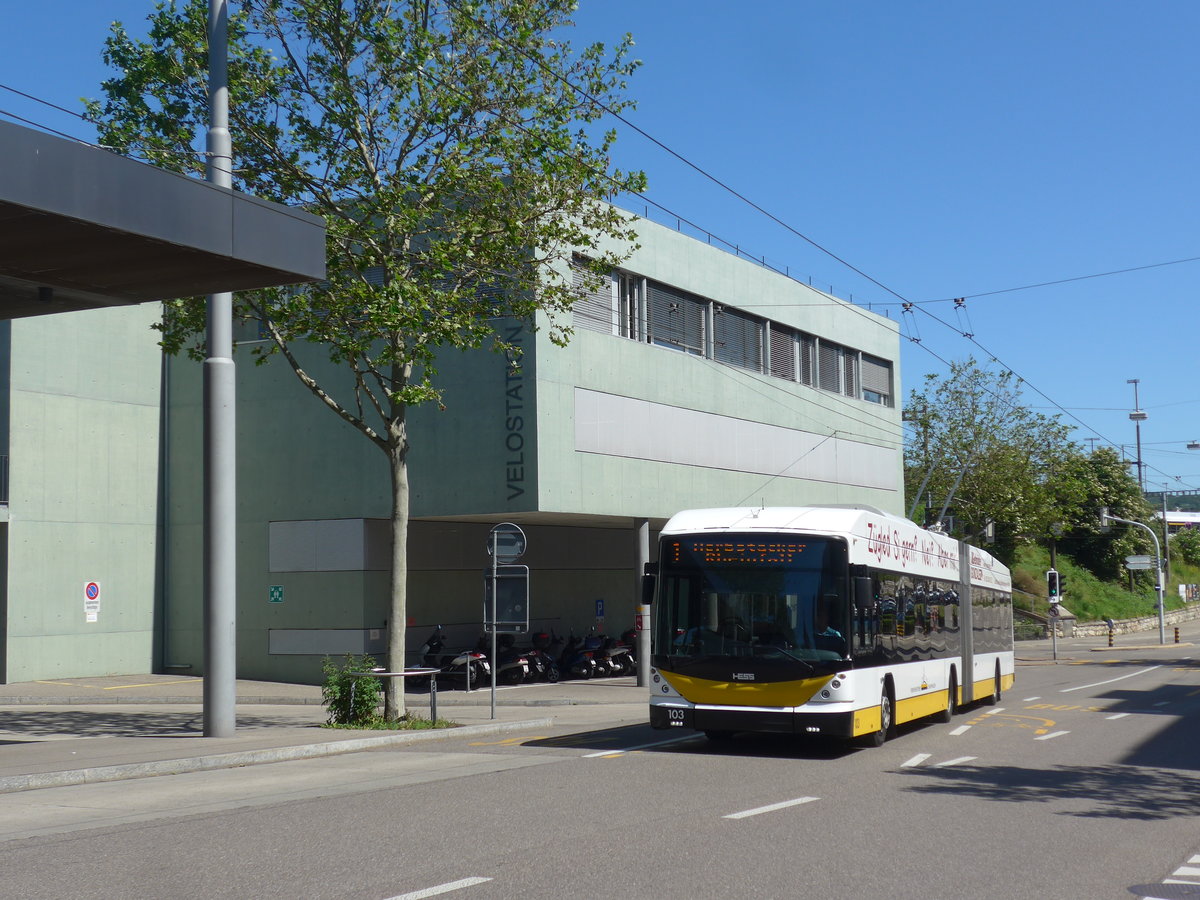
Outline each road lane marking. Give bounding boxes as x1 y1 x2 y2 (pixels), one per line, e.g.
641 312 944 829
932 756 976 767
1060 666 1160 693
1107 713 1130 720
949 725 971 736
983 707 1005 715
1023 696 1040 701
104 679 204 690
387 877 492 899
1034 731 1069 741
902 753 931 767
583 733 699 758
1172 865 1200 877
724 797 818 819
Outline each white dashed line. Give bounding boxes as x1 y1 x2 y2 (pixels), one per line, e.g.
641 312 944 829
1023 696 1040 701
949 725 971 736
387 877 493 899
1107 713 1130 720
1060 666 1160 693
932 756 976 767
724 797 818 819
582 734 696 758
982 707 1004 715
901 753 931 768
1034 731 1069 741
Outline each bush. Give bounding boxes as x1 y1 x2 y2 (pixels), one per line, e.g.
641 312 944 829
321 654 381 726
1172 528 1200 567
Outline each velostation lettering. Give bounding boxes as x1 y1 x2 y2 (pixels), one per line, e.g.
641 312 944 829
504 323 525 501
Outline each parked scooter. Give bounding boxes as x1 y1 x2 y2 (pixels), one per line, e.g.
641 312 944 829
556 631 597 680
524 631 560 683
406 626 447 689
477 632 532 685
415 626 489 691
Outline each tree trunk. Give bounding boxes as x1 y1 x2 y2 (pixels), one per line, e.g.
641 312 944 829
384 418 410 720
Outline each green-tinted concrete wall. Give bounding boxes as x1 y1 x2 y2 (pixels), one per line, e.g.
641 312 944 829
3 305 163 682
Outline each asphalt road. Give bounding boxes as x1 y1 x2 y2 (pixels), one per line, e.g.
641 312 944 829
3 648 1200 900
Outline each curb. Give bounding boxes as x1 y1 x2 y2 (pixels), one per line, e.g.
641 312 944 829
0 717 553 795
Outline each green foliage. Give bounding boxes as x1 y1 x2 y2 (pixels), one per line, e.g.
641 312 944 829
321 654 382 726
904 358 1075 561
1011 545 1190 624
1171 527 1200 567
88 1 647 719
1053 447 1155 579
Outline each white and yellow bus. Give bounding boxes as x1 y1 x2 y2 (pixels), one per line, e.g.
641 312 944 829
646 506 1013 746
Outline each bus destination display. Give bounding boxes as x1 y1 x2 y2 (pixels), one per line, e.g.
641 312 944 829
668 538 808 566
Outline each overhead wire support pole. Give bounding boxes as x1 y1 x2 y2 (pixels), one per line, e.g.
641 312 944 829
203 0 237 738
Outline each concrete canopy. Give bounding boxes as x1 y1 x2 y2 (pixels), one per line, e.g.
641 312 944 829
0 120 325 319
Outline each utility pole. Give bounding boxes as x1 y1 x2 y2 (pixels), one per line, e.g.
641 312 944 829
1128 379 1147 492
204 0 237 738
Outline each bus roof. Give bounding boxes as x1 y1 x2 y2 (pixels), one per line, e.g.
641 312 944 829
660 506 1011 591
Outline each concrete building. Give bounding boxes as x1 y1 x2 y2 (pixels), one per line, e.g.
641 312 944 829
160 214 905 683
0 119 324 684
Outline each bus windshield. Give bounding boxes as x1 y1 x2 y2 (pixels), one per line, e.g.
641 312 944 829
655 534 849 663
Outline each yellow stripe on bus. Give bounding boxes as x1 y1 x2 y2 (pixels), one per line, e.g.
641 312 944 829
896 689 950 724
658 670 832 707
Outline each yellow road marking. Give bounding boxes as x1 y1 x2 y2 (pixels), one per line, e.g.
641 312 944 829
34 680 78 687
104 679 203 690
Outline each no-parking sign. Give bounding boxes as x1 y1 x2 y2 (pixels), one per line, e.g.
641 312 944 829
84 581 101 623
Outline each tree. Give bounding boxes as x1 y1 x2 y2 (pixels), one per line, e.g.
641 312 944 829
87 0 646 718
903 358 1076 561
1051 446 1155 579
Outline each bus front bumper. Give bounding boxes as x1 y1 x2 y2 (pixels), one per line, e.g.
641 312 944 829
650 703 856 738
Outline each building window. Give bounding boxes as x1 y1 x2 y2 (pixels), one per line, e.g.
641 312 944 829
618 272 643 340
768 324 796 381
713 305 764 372
861 354 893 406
646 281 707 355
571 256 616 334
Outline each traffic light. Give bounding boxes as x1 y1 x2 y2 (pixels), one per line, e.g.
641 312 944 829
1056 572 1067 596
1046 569 1060 600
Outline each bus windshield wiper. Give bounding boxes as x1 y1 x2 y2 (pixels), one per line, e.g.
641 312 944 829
753 644 815 671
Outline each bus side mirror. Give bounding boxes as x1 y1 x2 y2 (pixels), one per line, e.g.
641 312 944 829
853 576 873 612
642 562 658 605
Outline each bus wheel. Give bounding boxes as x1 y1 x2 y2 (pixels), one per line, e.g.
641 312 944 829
704 730 734 742
987 666 1002 704
934 672 956 723
861 686 893 747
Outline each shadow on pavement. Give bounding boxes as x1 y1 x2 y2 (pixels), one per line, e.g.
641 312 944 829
0 709 326 739
901 761 1200 820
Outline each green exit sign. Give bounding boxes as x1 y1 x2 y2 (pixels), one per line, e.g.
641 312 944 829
269 585 284 603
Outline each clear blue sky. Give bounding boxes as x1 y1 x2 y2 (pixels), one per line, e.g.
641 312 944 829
3 1 1197 493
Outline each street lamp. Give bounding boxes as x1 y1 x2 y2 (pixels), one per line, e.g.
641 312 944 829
1128 379 1147 491
1101 509 1166 645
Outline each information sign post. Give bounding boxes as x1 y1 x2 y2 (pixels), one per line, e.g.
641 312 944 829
485 524 528 719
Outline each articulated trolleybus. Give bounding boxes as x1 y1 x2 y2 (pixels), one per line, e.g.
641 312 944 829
646 506 1013 746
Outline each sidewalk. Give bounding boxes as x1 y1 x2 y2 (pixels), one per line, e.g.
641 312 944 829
0 675 650 794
